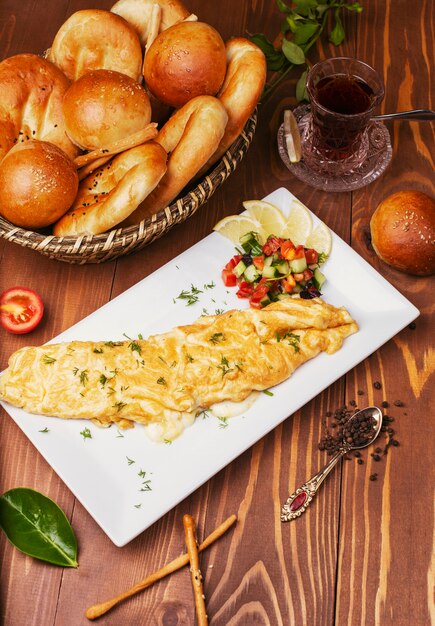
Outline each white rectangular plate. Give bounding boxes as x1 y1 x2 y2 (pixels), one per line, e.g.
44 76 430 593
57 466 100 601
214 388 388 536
1 188 419 546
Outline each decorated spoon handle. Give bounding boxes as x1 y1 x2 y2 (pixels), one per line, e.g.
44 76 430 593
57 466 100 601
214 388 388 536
281 446 349 522
372 109 435 121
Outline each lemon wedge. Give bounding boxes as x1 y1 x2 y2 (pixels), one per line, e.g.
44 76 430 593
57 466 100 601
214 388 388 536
305 221 332 255
242 199 287 239
213 214 262 244
283 199 312 244
283 110 302 163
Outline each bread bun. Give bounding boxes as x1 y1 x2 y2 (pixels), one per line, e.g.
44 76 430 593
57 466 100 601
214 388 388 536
0 140 78 229
111 0 194 47
370 190 435 276
0 54 79 161
143 22 226 108
49 9 143 81
63 70 152 151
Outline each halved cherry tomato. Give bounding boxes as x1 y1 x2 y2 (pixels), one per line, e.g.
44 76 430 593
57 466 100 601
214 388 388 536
0 287 44 334
305 248 318 264
221 268 237 287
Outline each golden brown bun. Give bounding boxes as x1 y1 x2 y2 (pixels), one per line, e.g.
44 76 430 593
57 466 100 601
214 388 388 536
197 37 266 176
54 142 167 236
370 190 435 276
63 70 152 151
0 140 78 229
143 22 226 108
124 96 228 224
111 0 194 47
0 54 79 161
49 10 143 81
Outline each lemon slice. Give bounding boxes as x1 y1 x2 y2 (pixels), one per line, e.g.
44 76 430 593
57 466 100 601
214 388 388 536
305 221 332 255
243 199 287 238
283 110 302 163
213 214 262 244
283 199 312 244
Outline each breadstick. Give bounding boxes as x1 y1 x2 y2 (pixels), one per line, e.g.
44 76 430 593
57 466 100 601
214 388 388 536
73 124 158 169
86 514 236 621
144 4 162 56
183 514 208 626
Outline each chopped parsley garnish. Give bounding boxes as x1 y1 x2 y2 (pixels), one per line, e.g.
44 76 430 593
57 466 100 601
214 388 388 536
42 355 56 365
115 429 124 438
203 281 215 290
38 427 49 433
128 340 142 356
79 369 89 386
126 456 135 465
262 389 274 396
164 439 172 445
140 480 152 492
217 416 229 429
157 377 167 386
176 284 203 306
209 332 225 344
73 367 79 376
80 427 92 440
275 331 300 352
134 503 142 509
138 469 146 478
113 401 127 412
158 356 167 365
217 356 233 378
318 252 329 265
138 333 144 340
215 308 224 315
186 354 194 363
93 347 103 354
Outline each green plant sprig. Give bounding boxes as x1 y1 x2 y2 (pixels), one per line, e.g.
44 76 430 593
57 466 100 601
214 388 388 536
251 0 363 101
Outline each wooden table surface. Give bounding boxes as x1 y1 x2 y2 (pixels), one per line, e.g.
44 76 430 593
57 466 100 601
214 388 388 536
0 1 434 625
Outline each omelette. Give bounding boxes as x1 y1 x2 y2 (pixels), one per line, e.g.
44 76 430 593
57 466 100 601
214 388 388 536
0 298 358 438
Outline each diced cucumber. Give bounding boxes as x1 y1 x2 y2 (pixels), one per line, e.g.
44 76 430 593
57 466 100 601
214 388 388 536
244 264 259 283
313 268 326 289
289 256 307 273
277 293 292 300
308 263 319 270
274 260 289 275
263 255 274 267
262 265 277 279
260 294 271 307
234 259 247 277
240 232 263 255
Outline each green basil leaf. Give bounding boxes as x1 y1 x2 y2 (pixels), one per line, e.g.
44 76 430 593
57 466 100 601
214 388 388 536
282 39 306 65
296 69 309 101
0 488 78 567
276 0 292 13
344 2 364 12
250 34 288 71
293 21 319 45
294 0 318 16
330 10 345 46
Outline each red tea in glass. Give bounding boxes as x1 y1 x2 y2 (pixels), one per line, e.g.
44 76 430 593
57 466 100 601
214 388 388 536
306 58 384 164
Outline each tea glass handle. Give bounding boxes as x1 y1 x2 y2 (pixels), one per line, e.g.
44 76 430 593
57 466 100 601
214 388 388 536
281 446 349 522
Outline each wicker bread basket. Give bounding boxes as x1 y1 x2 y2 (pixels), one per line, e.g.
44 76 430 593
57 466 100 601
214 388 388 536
0 111 257 264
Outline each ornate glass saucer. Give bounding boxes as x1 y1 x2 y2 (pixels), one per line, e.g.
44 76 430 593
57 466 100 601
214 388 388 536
278 104 392 192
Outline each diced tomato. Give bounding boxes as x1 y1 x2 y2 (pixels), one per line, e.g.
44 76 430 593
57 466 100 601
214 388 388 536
280 240 296 260
282 275 296 293
236 281 254 299
224 254 242 271
251 283 270 301
252 255 264 270
221 268 237 287
304 248 318 264
303 268 314 281
262 235 283 256
293 272 305 282
0 287 44 334
294 245 305 259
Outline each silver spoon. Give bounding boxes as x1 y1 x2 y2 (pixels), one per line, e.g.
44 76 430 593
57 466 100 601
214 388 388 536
281 406 383 522
372 109 435 121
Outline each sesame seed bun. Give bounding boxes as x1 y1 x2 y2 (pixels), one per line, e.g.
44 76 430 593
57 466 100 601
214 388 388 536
370 190 435 276
62 70 152 151
0 140 79 229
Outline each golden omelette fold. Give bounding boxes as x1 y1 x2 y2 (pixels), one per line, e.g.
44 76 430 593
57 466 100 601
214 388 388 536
0 298 358 429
